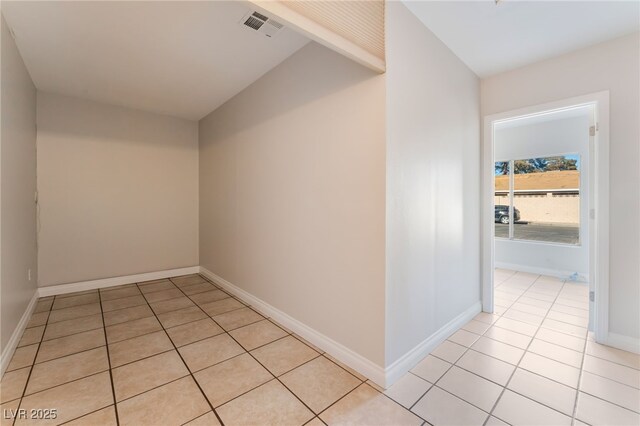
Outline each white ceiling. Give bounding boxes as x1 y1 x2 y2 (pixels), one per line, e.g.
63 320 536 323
404 0 640 78
1 1 309 120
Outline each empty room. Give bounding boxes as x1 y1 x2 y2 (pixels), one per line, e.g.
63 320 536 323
1 1 638 425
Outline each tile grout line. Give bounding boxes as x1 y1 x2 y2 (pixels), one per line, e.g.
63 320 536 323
485 276 572 425
571 330 590 425
135 279 226 426
11 296 54 426
170 277 323 422
406 275 544 422
98 288 121 426
194 275 417 424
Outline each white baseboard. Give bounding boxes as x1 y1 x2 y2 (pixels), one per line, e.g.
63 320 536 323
604 332 640 354
1 291 39 377
495 262 588 283
199 267 387 387
37 266 200 297
384 301 482 387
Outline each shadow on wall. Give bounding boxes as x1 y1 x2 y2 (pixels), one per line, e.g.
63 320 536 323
200 41 384 143
37 92 198 149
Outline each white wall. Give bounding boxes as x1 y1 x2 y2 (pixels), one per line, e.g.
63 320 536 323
385 2 481 366
1 14 38 353
494 113 590 279
481 33 640 341
37 92 199 286
199 42 387 366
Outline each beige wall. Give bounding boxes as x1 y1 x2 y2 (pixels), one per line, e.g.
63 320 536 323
1 14 38 353
482 32 640 340
495 195 580 224
385 2 480 366
199 42 387 366
37 92 199 286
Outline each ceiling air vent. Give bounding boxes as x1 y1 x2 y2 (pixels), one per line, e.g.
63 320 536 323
240 11 284 38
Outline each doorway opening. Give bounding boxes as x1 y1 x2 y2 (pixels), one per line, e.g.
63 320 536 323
482 92 610 344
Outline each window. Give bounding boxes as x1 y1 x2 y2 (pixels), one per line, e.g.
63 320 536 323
495 155 580 245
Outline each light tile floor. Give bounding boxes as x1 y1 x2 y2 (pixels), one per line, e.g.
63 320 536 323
0 271 638 425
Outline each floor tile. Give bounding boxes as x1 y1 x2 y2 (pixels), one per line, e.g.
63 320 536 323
456 350 514 386
141 288 183 303
213 307 264 331
43 314 103 341
64 406 117 426
323 354 367 381
26 347 109 395
575 391 640 426
486 416 509 426
437 366 503 411
582 354 640 388
518 296 553 309
547 311 589 328
108 330 174 367
6 344 38 372
494 317 538 336
105 316 162 344
473 312 500 325
1 399 20 426
166 318 224 347
148 296 194 315
101 295 147 312
410 355 451 383
251 335 319 376
181 282 217 296
138 281 176 294
448 329 480 347
18 326 45 347
194 353 272 407
541 318 587 338
528 339 583 368
281 356 361 413
157 306 207 328
0 367 31 403
17 372 113 425
112 350 189 401
503 309 544 326
52 293 99 310
229 319 288 351
519 352 580 388
103 305 153 327
117 376 209 426
462 320 491 335
493 389 571 426
585 340 640 370
36 328 105 364
535 327 585 352
34 299 54 313
321 383 421 425
199 298 244 317
99 286 142 301
383 373 431 409
217 380 314 426
471 337 524 365
508 368 577 416
171 275 207 287
179 334 245 372
412 386 488 426
484 326 532 349
189 289 230 305
26 311 50 328
48 303 101 324
579 371 640 412
510 302 549 317
431 340 467 364
183 412 222 426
